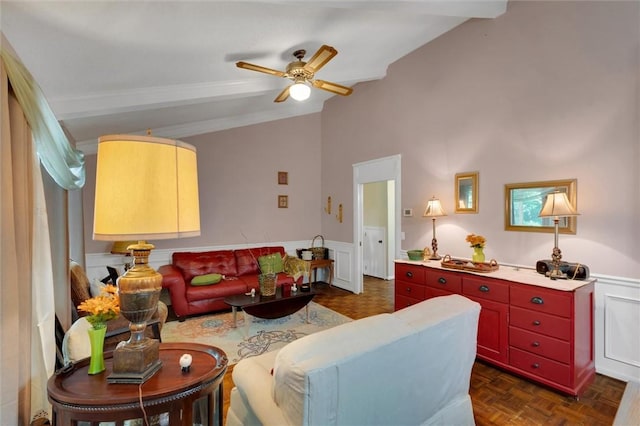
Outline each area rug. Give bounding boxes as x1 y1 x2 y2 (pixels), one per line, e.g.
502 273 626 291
161 302 351 364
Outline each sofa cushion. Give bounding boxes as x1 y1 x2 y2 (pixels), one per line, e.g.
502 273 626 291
173 250 238 283
235 246 286 276
191 273 223 286
258 253 284 274
185 278 248 302
238 273 294 290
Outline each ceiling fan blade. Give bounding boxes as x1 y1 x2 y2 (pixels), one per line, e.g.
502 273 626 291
236 61 286 78
303 45 338 73
312 80 353 96
274 86 290 103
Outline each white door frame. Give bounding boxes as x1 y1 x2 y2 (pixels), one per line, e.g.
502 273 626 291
352 154 402 294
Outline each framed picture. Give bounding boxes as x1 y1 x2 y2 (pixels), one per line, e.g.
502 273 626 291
403 208 413 217
504 179 577 234
455 171 479 214
278 171 288 185
278 195 288 208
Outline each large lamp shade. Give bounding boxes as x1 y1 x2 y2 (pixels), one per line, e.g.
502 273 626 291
93 134 200 241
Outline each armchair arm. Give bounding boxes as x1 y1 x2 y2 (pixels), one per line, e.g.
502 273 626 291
230 353 289 426
158 264 189 318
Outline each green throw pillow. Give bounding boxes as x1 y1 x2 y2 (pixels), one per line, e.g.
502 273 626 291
190 273 222 286
258 253 284 274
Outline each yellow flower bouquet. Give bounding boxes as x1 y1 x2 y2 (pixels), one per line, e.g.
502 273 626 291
77 284 120 329
465 234 486 249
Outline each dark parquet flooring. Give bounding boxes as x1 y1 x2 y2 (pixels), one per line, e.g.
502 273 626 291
217 276 625 425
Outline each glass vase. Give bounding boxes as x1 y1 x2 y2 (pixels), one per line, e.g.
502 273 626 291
472 247 485 263
87 325 107 375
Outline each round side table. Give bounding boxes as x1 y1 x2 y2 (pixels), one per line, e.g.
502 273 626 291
48 342 228 425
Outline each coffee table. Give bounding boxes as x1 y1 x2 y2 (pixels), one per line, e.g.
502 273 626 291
224 286 315 327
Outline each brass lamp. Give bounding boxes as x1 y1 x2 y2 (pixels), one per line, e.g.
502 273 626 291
423 196 447 260
538 191 579 280
93 134 200 383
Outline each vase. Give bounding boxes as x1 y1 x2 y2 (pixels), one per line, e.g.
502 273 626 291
87 325 107 375
259 273 277 297
472 247 485 263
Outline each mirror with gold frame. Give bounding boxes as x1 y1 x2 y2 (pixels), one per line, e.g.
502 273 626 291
455 172 478 214
504 179 577 234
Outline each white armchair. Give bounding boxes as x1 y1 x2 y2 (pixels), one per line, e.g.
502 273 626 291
226 294 481 426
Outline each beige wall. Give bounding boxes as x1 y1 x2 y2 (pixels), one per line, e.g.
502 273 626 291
364 181 388 228
83 113 323 253
84 1 639 278
320 0 639 277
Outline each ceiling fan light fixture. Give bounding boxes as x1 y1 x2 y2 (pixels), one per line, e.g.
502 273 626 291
289 80 311 101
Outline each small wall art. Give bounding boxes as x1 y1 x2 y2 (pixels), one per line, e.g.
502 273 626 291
278 195 288 208
278 171 288 185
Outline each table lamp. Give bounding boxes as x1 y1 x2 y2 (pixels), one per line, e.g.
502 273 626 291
93 134 200 383
423 196 447 260
538 191 579 280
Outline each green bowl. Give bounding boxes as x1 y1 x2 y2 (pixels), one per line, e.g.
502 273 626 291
407 250 424 261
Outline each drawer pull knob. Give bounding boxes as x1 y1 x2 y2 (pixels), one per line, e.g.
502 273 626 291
438 277 447 285
479 285 490 293
532 363 540 369
406 287 411 293
532 341 540 347
531 296 544 305
533 320 541 326
406 271 413 278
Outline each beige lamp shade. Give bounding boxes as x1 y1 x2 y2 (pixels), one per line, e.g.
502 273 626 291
539 191 579 218
93 134 201 241
423 197 447 217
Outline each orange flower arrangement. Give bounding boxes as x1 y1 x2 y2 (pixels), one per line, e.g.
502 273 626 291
77 284 120 329
465 234 486 249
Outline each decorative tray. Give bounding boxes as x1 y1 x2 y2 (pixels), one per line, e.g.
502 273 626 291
441 254 499 273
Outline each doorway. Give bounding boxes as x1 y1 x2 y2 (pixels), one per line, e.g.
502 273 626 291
352 155 401 294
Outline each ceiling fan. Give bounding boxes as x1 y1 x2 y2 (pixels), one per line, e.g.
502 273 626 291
236 45 354 102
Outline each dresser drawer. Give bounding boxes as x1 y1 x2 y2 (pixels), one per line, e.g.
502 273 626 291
395 294 422 311
396 263 425 285
510 327 571 364
395 281 426 300
462 277 509 303
511 284 572 318
510 347 571 387
510 306 571 341
426 270 462 294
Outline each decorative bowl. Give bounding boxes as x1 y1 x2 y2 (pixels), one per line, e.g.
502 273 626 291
407 250 424 261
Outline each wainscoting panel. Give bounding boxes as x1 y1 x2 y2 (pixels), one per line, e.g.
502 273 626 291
595 274 640 382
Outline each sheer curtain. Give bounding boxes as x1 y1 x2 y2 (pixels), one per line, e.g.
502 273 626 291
1 37 85 423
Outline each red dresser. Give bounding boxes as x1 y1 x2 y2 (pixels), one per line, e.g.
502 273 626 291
395 261 596 396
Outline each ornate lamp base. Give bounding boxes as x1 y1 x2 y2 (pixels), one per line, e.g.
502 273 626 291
107 339 161 384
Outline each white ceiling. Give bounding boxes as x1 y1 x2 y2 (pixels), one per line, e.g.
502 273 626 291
1 1 506 153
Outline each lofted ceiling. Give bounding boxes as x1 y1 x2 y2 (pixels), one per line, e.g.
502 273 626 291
1 1 506 153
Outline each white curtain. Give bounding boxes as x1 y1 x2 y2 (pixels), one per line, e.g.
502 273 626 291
0 39 85 190
1 36 82 424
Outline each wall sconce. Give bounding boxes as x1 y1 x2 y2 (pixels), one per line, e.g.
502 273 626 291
336 203 343 223
423 196 447 260
325 196 332 214
538 191 579 280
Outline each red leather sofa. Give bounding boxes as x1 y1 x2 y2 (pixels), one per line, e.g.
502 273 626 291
158 246 301 319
